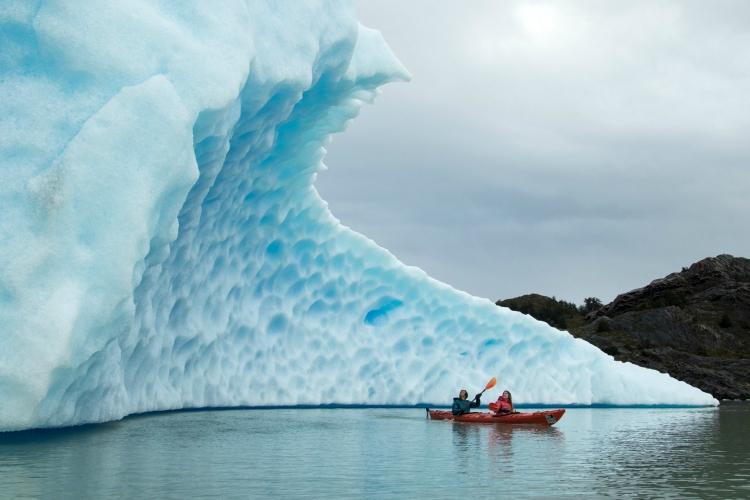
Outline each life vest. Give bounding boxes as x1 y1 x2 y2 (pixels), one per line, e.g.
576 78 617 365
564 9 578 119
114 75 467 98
489 396 512 413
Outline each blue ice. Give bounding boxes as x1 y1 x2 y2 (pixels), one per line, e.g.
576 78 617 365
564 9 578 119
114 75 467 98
0 1 716 431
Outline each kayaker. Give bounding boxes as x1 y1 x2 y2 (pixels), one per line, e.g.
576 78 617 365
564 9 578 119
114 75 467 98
452 389 481 416
489 390 515 414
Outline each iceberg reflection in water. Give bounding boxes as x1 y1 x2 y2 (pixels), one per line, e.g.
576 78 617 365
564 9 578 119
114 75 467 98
1 404 749 498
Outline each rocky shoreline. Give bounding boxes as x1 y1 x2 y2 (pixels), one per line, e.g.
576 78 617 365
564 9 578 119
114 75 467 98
497 254 750 400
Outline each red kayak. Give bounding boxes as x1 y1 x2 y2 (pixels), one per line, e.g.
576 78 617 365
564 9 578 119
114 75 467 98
428 409 565 426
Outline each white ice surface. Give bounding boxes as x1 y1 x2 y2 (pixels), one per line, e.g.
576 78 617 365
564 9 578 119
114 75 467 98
0 1 716 431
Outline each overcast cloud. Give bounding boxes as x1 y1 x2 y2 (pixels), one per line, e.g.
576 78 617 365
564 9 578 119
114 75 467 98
315 0 750 304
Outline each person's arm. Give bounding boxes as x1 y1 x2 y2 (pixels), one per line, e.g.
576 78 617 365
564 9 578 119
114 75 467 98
470 394 481 408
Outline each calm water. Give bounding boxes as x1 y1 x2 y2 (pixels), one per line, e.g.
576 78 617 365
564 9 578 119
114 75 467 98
1 403 748 498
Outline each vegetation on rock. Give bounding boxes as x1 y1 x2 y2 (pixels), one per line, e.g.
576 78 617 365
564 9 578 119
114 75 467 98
496 254 750 400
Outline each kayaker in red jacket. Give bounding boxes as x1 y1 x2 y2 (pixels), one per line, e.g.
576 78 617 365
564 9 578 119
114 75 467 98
489 390 515 414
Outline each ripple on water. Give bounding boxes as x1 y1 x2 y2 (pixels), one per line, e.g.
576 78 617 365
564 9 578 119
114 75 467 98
0 404 748 498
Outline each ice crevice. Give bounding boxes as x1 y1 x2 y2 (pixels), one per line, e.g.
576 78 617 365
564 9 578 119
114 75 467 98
0 0 716 431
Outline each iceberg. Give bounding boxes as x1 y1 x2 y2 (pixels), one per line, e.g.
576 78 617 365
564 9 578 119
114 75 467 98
0 1 716 431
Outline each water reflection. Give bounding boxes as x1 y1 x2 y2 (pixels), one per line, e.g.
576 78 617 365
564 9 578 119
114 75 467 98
575 407 723 497
0 405 748 498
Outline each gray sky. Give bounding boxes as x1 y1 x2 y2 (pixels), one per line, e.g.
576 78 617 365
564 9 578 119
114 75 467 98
315 0 750 305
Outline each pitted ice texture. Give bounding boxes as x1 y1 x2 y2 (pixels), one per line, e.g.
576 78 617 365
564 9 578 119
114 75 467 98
0 0 716 431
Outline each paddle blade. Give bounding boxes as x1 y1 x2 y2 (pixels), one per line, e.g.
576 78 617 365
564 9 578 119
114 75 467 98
484 377 497 392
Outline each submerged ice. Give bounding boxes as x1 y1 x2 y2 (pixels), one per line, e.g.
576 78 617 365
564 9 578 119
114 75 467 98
0 1 716 431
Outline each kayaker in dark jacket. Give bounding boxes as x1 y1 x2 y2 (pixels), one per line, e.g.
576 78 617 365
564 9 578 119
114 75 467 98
452 389 481 416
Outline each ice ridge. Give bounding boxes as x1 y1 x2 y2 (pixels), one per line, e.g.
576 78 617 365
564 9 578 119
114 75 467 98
0 1 716 431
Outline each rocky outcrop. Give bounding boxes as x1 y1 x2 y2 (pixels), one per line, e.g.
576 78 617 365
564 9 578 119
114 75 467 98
593 254 750 324
497 255 750 400
625 348 750 400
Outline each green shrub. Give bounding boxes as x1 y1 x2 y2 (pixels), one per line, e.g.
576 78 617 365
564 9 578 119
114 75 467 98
579 297 603 315
596 319 611 333
500 296 578 329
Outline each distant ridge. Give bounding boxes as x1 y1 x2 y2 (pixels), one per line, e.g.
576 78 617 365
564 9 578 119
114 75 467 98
498 255 750 400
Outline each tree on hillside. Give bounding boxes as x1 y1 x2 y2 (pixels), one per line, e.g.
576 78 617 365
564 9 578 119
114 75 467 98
580 297 603 315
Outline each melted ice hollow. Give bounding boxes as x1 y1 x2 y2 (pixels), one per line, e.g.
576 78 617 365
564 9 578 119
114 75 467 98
0 0 716 431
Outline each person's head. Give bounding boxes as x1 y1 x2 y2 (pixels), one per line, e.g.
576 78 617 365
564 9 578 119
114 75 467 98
502 390 512 401
459 390 468 400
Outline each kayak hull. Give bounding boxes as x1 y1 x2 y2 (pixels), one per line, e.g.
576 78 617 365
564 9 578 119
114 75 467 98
428 409 565 425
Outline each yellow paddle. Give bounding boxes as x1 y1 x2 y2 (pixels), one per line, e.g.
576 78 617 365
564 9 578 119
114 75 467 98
448 377 497 421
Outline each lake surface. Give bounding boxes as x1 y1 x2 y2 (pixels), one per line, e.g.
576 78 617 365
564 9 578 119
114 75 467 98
1 403 748 498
